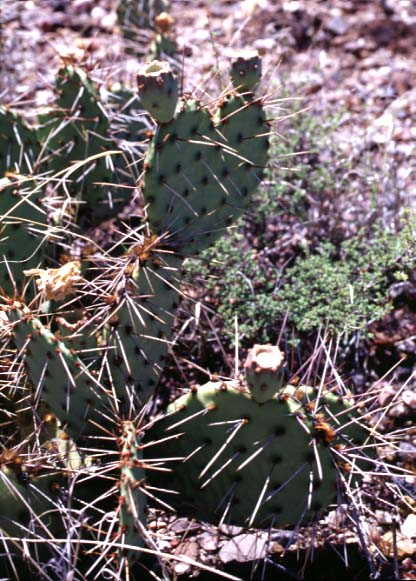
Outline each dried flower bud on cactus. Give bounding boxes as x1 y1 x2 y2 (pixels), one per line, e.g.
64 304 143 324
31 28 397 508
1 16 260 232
137 60 178 123
230 49 262 93
244 344 286 403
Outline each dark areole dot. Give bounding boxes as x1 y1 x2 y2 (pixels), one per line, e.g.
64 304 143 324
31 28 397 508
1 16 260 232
235 445 247 454
304 450 315 463
112 355 122 367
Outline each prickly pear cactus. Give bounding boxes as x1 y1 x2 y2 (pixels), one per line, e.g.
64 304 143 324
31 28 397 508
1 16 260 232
147 345 369 527
0 53 274 575
138 56 269 256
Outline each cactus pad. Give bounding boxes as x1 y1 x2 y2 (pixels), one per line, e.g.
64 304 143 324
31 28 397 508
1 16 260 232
8 303 106 438
107 244 183 404
147 380 368 527
0 106 40 177
140 83 269 255
118 420 146 557
39 66 130 225
0 176 47 296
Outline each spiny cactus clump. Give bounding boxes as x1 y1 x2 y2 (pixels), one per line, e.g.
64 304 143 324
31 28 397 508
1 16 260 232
0 51 272 576
147 345 371 528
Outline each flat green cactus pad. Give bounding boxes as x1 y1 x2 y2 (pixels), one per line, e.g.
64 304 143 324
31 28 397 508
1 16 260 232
8 304 106 438
118 420 146 557
0 176 47 296
0 465 62 538
107 247 183 404
142 96 269 256
0 106 40 177
147 381 368 527
38 66 130 225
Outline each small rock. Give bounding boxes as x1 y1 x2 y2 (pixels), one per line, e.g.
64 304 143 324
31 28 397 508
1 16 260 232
219 533 268 563
388 402 410 418
402 514 416 539
173 540 199 574
326 16 349 36
253 38 276 55
218 524 243 536
198 532 218 552
169 518 199 533
402 389 416 409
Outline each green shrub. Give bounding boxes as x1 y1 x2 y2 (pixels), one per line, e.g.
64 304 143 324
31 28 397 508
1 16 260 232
277 224 416 333
187 220 415 344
